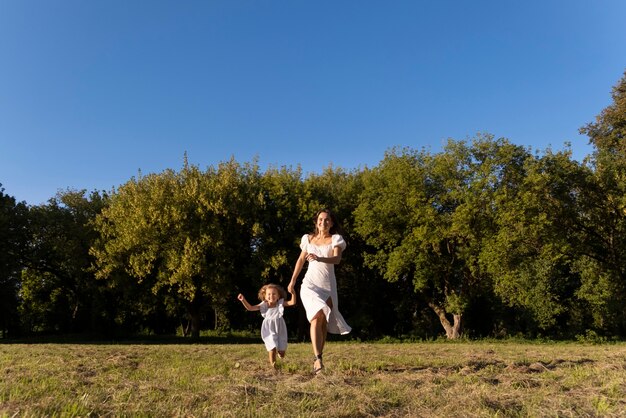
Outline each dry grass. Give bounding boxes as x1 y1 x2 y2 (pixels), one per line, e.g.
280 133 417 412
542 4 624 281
2 341 626 417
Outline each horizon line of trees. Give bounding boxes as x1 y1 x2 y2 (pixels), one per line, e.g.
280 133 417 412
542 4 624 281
1 71 625 341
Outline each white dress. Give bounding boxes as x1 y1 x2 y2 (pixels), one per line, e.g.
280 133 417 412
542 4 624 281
260 299 288 352
299 234 351 335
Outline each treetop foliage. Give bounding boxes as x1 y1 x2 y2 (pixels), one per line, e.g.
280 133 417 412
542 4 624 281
2 70 626 340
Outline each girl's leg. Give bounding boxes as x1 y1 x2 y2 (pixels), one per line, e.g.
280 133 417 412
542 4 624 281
278 350 286 358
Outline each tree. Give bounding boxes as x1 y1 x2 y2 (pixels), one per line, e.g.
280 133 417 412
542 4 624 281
576 70 626 334
0 185 29 338
251 165 307 285
355 136 530 339
18 189 107 334
481 148 593 335
92 158 261 338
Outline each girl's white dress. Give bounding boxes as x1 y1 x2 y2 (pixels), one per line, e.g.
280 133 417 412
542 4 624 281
299 234 351 335
260 299 288 352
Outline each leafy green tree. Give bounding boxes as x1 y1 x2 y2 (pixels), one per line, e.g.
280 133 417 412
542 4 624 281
251 165 307 285
0 185 29 338
477 71 626 338
481 148 592 335
19 189 107 334
355 136 529 338
92 158 261 337
223 165 308 337
576 70 626 334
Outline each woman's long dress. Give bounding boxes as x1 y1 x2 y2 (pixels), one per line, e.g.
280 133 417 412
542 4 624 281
299 234 351 335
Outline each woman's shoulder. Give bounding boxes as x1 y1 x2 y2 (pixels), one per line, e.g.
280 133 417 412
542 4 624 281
299 234 312 250
332 234 347 248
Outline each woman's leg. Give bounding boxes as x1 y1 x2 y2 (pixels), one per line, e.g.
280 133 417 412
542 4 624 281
310 309 327 372
268 348 277 368
310 310 326 356
319 314 328 352
319 297 331 352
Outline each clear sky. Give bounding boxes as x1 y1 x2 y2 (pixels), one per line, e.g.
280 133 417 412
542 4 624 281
1 1 625 206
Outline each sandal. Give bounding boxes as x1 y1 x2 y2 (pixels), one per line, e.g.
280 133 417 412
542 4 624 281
313 354 324 375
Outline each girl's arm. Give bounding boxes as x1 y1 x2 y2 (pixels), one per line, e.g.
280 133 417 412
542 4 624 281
284 287 297 307
288 250 307 294
306 246 343 265
237 294 261 311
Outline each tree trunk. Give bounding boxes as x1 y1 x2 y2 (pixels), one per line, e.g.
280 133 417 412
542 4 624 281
428 302 462 339
185 303 201 339
212 304 230 331
189 312 200 339
181 319 191 337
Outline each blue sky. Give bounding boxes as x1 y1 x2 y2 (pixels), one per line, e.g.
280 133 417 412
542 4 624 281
1 1 625 205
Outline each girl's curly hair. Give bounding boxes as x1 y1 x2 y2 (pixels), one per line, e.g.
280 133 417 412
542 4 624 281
258 283 287 302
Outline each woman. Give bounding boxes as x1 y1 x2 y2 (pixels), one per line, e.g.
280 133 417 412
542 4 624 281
288 208 351 374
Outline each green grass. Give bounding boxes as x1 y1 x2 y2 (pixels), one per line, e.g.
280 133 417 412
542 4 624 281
2 341 626 416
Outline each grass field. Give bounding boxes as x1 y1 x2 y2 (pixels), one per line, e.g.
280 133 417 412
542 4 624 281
1 339 626 417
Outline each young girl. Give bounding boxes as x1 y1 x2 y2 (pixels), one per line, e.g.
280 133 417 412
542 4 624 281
237 284 297 368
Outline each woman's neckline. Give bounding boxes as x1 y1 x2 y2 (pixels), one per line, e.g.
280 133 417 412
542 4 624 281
309 234 333 245
309 234 334 241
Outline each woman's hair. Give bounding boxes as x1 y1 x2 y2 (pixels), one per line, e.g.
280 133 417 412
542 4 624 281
312 208 344 236
258 284 287 301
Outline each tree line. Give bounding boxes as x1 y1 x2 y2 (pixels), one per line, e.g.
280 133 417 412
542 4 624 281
1 71 625 341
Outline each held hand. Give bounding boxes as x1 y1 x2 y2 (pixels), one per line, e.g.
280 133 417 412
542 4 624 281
306 253 318 262
287 282 295 294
